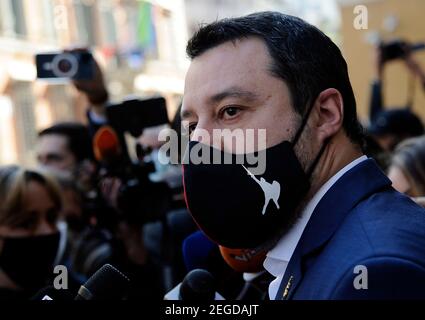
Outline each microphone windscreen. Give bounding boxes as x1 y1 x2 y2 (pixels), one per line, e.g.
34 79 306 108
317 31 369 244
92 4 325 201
219 245 267 273
81 264 130 300
182 230 217 271
93 126 121 162
179 269 216 301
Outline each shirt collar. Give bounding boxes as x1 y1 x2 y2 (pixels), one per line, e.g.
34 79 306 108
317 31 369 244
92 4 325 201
265 155 368 265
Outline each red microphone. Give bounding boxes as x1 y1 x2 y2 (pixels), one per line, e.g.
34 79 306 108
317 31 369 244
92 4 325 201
219 245 269 273
93 125 122 163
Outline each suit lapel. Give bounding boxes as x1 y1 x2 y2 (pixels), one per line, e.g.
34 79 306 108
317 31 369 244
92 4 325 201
275 159 392 300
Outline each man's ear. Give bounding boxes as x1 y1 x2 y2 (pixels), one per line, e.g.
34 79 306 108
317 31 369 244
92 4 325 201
313 88 344 142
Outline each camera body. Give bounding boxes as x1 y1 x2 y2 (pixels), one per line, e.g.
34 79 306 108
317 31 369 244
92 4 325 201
380 40 407 61
106 97 169 137
380 40 425 61
98 97 173 226
36 52 95 80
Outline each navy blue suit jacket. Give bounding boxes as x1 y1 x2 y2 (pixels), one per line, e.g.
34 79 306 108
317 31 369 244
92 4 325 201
275 159 425 300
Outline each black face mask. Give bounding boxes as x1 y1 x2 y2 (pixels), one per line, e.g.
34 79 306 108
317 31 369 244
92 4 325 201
0 233 60 291
182 106 326 249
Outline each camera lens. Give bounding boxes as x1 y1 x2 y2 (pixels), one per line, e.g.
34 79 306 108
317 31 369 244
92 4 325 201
57 58 73 73
51 53 78 78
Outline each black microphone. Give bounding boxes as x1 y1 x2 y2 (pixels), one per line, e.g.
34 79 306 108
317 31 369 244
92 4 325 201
164 269 224 301
75 264 130 300
179 269 215 301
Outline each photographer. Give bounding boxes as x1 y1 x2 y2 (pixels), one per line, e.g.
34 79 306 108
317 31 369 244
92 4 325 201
368 41 425 152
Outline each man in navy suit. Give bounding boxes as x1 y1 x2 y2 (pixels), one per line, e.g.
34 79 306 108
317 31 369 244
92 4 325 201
181 12 425 299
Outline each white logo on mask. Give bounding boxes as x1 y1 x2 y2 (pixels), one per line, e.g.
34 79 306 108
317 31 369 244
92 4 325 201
242 165 281 215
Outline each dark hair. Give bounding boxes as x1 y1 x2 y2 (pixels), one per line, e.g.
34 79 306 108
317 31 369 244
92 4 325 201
39 122 94 163
186 11 364 145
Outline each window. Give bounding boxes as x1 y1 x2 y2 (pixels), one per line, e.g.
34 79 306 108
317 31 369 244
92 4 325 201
41 0 57 42
10 0 27 37
74 0 96 45
0 0 27 38
11 81 37 164
99 0 117 46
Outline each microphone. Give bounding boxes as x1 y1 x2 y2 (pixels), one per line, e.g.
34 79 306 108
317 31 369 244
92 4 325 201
182 230 217 271
75 264 130 300
182 231 247 299
32 264 130 301
219 245 268 273
181 231 272 300
93 125 122 163
164 269 224 301
183 230 269 274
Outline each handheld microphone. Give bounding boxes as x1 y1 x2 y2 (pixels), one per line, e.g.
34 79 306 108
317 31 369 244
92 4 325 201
180 269 215 301
219 245 268 273
182 230 217 271
32 264 130 301
182 231 254 299
164 269 224 301
75 264 130 300
93 125 122 163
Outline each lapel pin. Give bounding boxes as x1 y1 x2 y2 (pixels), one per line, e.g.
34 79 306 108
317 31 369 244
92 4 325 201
282 275 294 299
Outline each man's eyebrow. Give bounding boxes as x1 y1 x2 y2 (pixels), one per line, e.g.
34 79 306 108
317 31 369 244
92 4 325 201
208 87 260 104
180 87 259 120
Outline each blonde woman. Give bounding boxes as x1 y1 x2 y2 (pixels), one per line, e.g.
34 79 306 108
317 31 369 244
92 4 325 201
0 166 63 299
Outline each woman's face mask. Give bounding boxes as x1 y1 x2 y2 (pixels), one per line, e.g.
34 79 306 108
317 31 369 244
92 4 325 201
0 232 61 291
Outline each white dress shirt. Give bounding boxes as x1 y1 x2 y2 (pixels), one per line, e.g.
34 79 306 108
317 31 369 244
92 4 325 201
263 155 368 300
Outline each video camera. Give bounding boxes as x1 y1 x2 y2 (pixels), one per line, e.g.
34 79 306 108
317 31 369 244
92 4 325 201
379 39 425 61
95 96 173 227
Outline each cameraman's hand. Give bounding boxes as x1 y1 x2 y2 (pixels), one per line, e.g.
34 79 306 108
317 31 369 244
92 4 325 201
100 176 122 209
65 48 109 116
374 45 385 80
117 221 148 266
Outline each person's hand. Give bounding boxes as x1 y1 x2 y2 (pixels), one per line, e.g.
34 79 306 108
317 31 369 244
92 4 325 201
64 48 109 115
116 221 148 266
374 45 385 80
100 176 122 209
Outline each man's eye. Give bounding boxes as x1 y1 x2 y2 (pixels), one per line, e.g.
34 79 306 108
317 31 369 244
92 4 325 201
221 106 240 119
